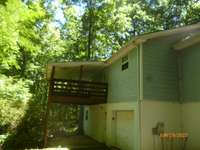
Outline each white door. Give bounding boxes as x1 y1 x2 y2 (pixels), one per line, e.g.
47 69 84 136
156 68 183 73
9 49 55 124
116 111 134 150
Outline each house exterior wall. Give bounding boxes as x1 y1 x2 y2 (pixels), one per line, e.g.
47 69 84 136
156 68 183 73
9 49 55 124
143 36 179 101
106 48 139 102
140 100 182 150
141 35 184 150
84 47 140 150
180 43 200 149
181 102 200 150
141 37 200 150
84 102 140 150
180 43 200 101
83 105 106 143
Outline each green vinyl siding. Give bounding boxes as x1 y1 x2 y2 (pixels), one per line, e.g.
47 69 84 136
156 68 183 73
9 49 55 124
180 43 200 101
106 48 139 102
143 36 179 101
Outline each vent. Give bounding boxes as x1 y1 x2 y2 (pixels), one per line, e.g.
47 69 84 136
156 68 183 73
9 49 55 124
122 55 128 71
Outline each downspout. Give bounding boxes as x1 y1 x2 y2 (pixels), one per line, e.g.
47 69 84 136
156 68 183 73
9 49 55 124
139 43 144 101
138 42 144 150
175 51 183 103
175 50 184 134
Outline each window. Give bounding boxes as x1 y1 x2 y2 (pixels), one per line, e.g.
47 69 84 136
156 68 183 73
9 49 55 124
122 62 129 70
122 55 128 71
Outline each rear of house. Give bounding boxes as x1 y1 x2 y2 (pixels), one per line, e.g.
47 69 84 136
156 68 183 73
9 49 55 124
83 23 200 150
46 23 200 150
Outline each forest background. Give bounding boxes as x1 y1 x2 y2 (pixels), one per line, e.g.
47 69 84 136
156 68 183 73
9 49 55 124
0 0 200 149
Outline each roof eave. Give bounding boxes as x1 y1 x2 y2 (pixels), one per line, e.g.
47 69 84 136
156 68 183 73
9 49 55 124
105 38 146 64
47 23 200 71
106 23 200 64
47 61 108 68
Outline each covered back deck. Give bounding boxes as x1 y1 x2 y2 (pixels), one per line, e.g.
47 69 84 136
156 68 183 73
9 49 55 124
44 62 108 147
46 62 108 105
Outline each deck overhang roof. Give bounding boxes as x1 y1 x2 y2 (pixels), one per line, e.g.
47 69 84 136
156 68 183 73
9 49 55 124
46 61 108 80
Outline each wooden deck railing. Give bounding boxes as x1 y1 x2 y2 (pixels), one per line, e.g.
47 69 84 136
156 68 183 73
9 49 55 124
49 79 108 104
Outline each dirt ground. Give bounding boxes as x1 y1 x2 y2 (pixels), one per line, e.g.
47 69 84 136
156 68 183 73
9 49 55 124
46 135 110 150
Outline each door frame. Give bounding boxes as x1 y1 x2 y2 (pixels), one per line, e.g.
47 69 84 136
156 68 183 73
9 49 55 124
111 110 135 149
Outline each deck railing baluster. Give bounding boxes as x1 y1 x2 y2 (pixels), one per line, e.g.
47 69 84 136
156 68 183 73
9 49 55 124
49 79 108 104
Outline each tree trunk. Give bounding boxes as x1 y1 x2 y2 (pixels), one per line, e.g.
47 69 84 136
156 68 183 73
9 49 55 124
87 0 93 60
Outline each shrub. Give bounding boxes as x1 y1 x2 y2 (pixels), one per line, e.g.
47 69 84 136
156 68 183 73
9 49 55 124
0 75 31 146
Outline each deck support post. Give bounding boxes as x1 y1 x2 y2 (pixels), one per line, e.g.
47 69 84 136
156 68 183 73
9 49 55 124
43 66 55 147
78 65 84 135
43 97 51 147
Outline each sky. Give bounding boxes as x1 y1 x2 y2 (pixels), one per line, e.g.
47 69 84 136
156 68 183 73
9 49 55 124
51 0 85 27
